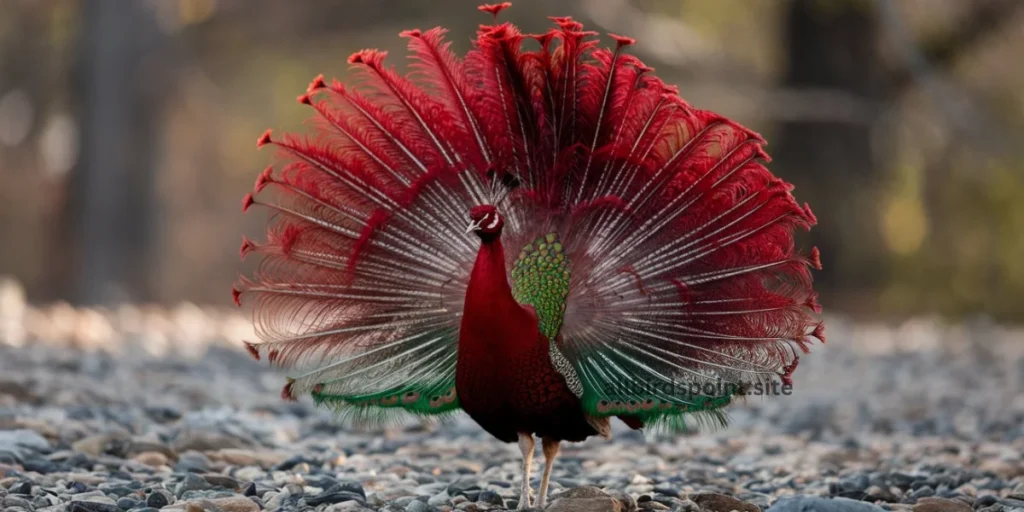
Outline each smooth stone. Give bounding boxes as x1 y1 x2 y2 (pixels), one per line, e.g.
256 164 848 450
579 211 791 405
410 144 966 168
172 431 250 453
146 489 174 508
98 485 136 498
209 449 287 469
477 490 504 506
912 497 972 512
609 489 638 512
690 492 761 512
767 496 886 511
72 433 131 458
427 490 452 506
175 473 212 496
202 474 239 490
231 467 264 484
116 496 140 510
865 485 902 503
36 495 61 508
0 430 51 453
736 492 774 509
68 481 91 493
125 440 177 459
911 486 936 500
405 499 429 512
3 496 33 509
189 496 260 512
393 496 417 507
335 479 366 498
555 486 611 499
446 479 480 497
653 487 678 497
673 498 701 512
71 490 110 501
10 481 32 495
176 452 212 473
547 496 623 512
638 502 670 511
241 482 257 497
67 497 122 512
307 489 366 507
143 406 183 423
22 456 59 474
841 475 870 493
264 489 300 510
274 454 316 472
0 450 23 465
323 501 374 512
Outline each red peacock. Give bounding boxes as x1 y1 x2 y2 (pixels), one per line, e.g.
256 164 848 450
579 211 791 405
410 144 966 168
235 3 823 509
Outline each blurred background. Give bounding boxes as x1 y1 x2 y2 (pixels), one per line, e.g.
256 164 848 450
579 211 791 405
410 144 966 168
1 0 1023 324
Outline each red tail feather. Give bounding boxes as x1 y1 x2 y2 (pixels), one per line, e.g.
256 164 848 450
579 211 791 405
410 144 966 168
237 4 822 415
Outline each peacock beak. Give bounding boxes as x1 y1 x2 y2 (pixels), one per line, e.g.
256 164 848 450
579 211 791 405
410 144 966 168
465 219 483 233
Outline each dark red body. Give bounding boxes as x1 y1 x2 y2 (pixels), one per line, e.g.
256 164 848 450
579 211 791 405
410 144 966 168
456 234 597 443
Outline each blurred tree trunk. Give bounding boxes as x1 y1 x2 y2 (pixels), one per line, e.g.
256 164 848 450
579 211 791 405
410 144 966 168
61 1 168 304
772 0 888 307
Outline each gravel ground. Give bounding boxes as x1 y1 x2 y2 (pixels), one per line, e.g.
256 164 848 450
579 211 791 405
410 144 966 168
2 300 1024 511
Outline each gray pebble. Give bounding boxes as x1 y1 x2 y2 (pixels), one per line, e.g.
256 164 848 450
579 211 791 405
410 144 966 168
767 496 885 511
405 499 430 512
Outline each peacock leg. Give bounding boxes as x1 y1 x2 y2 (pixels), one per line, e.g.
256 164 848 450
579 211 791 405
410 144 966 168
537 437 560 508
516 433 535 510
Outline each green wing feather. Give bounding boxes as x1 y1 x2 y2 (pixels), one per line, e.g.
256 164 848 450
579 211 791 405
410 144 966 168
311 373 460 426
283 326 463 428
577 375 737 433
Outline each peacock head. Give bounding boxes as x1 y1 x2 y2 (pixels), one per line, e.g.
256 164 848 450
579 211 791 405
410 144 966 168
466 205 504 238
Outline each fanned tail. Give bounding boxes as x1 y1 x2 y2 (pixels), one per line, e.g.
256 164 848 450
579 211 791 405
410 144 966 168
236 3 821 432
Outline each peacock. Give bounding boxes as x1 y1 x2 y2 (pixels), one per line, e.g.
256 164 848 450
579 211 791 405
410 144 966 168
234 3 823 509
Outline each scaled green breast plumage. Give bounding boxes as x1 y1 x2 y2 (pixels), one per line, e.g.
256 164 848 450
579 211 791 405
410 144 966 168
510 232 571 340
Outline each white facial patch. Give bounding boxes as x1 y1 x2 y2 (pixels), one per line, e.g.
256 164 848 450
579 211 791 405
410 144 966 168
485 214 500 230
